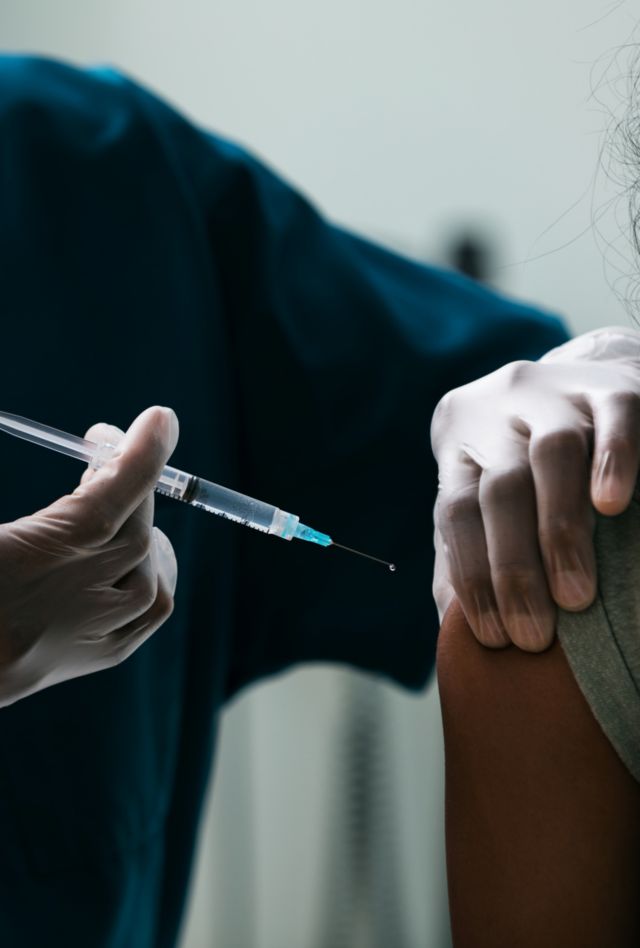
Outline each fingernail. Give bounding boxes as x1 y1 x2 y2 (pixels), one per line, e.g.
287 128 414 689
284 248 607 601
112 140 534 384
549 545 594 607
478 610 510 647
163 408 179 451
511 596 552 650
472 592 510 646
594 450 617 502
555 568 593 609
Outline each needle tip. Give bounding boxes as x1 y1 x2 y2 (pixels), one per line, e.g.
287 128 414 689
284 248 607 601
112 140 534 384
331 541 396 571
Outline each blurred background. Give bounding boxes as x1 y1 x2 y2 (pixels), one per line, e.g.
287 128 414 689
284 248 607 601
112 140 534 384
0 2 636 945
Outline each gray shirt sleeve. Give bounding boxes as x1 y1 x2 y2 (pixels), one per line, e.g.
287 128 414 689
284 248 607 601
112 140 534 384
557 494 640 782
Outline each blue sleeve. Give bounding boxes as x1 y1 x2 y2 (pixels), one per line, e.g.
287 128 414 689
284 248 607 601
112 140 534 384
0 56 569 695
122 83 567 691
123 75 570 695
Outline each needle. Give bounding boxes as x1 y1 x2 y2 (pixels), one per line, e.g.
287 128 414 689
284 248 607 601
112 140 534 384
331 542 396 572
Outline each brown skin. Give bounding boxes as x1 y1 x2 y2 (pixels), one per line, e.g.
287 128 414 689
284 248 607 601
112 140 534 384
437 599 640 948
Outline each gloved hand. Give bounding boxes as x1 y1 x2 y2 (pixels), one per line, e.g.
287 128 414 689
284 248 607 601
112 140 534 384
431 325 640 651
0 405 179 706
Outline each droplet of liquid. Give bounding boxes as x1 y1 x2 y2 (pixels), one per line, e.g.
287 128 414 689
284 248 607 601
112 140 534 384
389 564 396 572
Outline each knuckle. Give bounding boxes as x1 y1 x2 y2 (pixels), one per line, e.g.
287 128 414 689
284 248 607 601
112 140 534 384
433 389 453 415
479 464 532 508
436 488 480 528
154 527 176 561
606 388 640 418
530 427 587 464
538 515 581 549
431 391 455 442
501 359 534 388
154 586 175 623
449 557 487 588
494 563 539 594
134 573 158 612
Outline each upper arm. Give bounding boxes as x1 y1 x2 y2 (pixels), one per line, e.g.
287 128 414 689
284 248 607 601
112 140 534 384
437 600 640 947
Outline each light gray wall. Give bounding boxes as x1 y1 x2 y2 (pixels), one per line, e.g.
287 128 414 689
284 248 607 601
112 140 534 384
0 1 635 332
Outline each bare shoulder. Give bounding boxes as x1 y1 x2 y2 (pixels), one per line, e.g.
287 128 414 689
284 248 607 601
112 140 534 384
437 599 591 734
437 599 640 948
436 597 640 818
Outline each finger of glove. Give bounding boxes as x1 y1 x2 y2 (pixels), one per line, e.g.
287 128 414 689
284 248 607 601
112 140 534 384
78 423 125 487
99 464 161 577
72 549 159 662
153 527 178 596
590 391 640 515
435 485 510 648
112 540 159 625
432 522 456 624
66 406 178 547
107 533 175 665
529 424 597 613
94 505 177 596
480 462 556 652
91 505 156 583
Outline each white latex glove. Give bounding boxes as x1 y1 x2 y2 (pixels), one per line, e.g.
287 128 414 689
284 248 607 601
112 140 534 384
431 325 640 651
0 406 179 706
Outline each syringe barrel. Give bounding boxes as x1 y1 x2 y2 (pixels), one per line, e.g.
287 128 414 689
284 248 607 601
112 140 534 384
93 446 300 540
166 471 301 539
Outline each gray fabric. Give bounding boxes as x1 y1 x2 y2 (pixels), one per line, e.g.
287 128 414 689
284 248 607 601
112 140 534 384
557 495 640 783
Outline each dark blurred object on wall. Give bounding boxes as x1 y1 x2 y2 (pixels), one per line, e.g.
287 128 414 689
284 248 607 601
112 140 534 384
445 229 497 283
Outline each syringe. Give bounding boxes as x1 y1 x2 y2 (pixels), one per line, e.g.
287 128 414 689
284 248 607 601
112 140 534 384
0 411 395 570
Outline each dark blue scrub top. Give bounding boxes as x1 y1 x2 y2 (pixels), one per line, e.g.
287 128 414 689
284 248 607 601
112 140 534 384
0 57 569 947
